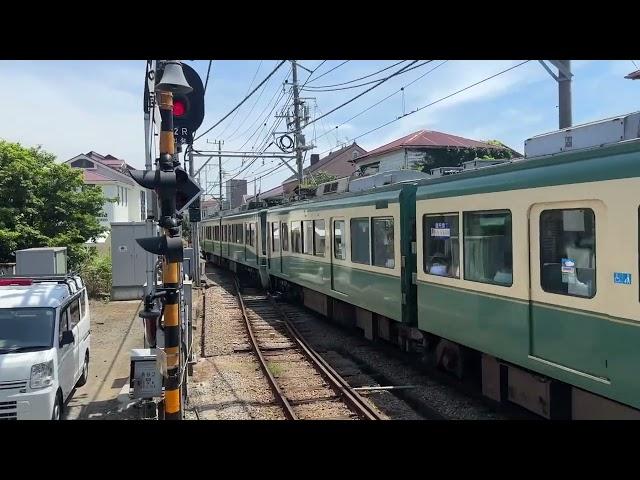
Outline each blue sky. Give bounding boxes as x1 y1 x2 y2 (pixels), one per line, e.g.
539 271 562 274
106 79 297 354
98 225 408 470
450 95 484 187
0 60 638 194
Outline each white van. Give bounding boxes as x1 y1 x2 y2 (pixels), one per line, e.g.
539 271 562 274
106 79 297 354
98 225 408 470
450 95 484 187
0 275 91 420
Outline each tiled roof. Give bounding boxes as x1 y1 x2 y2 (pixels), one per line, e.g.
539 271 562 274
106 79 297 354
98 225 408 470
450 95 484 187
354 130 511 163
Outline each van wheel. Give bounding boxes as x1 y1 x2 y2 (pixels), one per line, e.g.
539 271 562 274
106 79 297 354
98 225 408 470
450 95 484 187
52 392 62 420
76 353 89 387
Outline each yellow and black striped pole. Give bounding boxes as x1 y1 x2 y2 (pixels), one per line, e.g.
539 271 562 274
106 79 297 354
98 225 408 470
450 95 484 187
131 61 197 420
158 91 182 420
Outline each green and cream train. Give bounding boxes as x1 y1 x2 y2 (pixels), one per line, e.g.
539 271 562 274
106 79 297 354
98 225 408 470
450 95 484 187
200 113 640 419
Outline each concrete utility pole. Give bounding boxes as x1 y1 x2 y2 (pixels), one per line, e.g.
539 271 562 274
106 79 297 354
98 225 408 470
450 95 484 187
539 60 573 129
291 60 304 187
218 140 224 211
557 60 572 129
189 146 200 287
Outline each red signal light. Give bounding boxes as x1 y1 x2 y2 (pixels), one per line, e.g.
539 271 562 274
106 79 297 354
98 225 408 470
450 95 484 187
174 99 186 117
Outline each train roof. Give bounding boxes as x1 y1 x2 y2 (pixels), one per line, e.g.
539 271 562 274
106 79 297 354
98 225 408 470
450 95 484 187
266 181 416 214
415 138 640 201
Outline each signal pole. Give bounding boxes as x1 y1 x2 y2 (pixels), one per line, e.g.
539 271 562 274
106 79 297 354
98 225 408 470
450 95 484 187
156 90 182 420
131 60 201 421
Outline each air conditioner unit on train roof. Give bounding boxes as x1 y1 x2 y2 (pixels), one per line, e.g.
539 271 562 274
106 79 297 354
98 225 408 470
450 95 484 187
524 111 640 158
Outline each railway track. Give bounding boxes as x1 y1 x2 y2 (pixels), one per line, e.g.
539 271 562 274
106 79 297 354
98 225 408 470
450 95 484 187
233 275 382 421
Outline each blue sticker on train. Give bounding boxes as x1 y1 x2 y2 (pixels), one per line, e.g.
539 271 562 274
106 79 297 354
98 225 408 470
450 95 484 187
614 272 632 285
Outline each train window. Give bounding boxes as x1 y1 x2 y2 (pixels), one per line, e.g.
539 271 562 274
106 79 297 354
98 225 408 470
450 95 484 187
272 222 280 252
540 208 596 298
464 210 512 286
238 224 244 244
291 222 302 253
351 217 370 265
215 226 220 241
314 220 325 257
372 217 394 268
223 225 227 242
303 221 314 254
424 214 459 278
250 223 256 247
281 222 289 251
334 220 346 260
245 223 251 245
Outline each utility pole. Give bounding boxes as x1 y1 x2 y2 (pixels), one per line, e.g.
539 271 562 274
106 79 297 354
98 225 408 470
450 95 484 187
189 146 201 287
558 60 572 129
218 140 224 211
539 60 573 129
291 60 304 188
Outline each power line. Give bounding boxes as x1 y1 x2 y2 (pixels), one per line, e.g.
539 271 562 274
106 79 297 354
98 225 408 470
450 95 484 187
299 60 326 89
316 60 531 157
203 60 213 94
306 60 350 84
228 66 292 143
314 60 448 144
302 60 407 90
217 60 264 138
194 60 287 142
302 61 430 92
305 60 420 128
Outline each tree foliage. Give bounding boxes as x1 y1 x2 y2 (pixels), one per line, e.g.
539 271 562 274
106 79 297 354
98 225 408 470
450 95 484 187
301 170 338 188
0 140 110 269
411 144 515 173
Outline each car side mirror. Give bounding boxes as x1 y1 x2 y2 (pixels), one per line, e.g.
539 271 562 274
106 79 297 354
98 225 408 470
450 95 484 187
60 330 75 347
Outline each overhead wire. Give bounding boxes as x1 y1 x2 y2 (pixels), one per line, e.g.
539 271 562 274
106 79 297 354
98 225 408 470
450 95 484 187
315 60 532 157
194 60 287 142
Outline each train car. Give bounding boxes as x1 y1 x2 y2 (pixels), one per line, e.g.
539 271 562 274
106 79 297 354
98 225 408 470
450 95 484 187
201 208 269 284
414 133 640 418
265 183 418 342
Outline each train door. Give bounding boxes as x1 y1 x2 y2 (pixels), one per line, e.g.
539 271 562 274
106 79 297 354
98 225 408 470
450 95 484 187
331 217 348 294
529 201 605 377
271 221 281 272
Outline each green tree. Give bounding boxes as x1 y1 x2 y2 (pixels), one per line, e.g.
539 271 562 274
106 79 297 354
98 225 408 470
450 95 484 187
301 170 338 188
0 140 110 269
411 145 515 173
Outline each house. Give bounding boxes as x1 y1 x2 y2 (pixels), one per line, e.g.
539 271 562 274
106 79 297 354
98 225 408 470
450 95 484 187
200 199 221 218
65 151 146 230
281 142 366 194
353 130 521 175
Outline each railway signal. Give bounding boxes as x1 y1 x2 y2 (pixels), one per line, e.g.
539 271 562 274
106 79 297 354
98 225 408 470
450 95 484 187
129 60 202 420
156 62 205 144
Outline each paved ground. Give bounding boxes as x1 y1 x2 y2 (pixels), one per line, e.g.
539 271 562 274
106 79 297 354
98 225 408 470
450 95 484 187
64 299 144 420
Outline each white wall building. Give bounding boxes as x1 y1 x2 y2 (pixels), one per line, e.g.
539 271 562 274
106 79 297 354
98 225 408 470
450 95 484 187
65 152 146 250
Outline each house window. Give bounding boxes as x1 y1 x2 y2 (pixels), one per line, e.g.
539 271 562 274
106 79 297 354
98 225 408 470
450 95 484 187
352 150 360 160
70 159 95 169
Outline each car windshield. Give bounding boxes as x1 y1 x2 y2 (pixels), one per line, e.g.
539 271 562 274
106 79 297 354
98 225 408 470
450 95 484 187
0 308 55 353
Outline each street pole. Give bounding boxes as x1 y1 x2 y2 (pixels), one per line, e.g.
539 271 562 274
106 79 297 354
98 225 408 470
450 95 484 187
291 60 304 188
558 60 572 129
